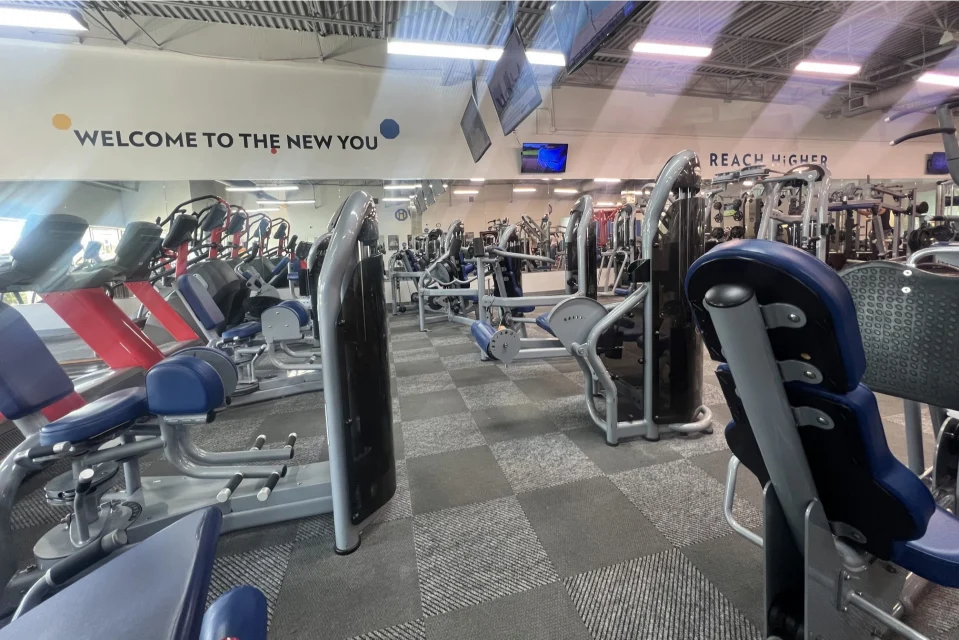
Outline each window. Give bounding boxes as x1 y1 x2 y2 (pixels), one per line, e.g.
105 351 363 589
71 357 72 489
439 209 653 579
0 217 26 254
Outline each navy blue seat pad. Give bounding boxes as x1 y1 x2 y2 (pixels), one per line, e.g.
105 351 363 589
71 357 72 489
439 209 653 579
686 240 866 394
0 302 75 420
39 387 149 446
222 321 261 339
177 274 225 331
535 312 554 336
146 356 225 415
278 300 309 327
200 586 268 640
0 508 222 640
893 506 959 588
716 365 935 560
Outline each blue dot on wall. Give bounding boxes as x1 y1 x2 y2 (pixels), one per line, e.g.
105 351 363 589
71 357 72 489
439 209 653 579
380 119 400 139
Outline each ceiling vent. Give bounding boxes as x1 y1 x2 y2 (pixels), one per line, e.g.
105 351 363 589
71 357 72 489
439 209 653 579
847 95 869 112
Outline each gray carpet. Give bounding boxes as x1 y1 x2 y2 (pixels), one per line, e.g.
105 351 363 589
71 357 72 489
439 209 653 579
3 310 958 639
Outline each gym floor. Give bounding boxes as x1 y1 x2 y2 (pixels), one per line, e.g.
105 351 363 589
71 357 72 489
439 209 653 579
4 310 959 639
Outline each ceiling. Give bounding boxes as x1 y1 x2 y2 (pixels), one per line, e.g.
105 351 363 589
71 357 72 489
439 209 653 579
13 1 959 111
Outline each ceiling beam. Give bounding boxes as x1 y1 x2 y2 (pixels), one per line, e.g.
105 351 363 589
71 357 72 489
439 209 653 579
135 1 382 31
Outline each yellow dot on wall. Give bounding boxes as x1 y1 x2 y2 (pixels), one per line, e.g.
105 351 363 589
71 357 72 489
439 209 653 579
52 113 72 130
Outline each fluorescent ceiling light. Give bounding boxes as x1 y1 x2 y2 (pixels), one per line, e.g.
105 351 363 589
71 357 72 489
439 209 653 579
554 188 579 194
246 208 280 213
383 197 412 202
795 60 861 75
0 7 86 31
470 177 485 182
388 40 501 61
442 183 449 188
526 50 566 67
387 40 565 66
633 41 711 58
513 187 537 193
384 184 422 190
226 185 298 192
257 199 315 205
742 180 755 187
596 201 616 207
917 71 959 87
454 189 479 195
594 178 621 183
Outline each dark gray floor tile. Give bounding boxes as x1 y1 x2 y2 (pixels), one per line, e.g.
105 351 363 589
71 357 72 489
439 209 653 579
393 422 405 459
259 409 324 444
399 389 468 421
393 347 439 363
514 375 583 402
424 583 589 640
472 404 558 443
435 342 478 357
413 496 558 617
692 449 764 510
519 477 670 577
349 620 426 640
406 446 513 514
548 359 584 373
270 519 421 640
389 323 423 336
394 359 445 378
448 365 509 388
564 427 683 474
682 533 766 629
564 548 761 640
499 361 565 380
458 381 530 410
396 371 456 396
268 392 324 415
209 543 293 627
216 519 299 558
392 337 433 352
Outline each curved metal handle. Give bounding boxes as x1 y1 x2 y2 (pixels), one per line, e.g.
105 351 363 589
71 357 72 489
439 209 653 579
889 127 957 146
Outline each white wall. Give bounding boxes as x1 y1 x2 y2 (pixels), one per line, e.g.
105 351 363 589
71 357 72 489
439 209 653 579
0 38 949 183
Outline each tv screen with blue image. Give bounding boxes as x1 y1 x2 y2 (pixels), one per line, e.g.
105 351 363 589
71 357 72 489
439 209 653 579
521 143 569 174
927 151 950 175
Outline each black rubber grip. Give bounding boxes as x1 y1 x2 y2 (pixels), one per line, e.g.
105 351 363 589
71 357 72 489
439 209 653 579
48 533 125 586
264 471 281 491
285 433 297 448
224 473 243 493
26 445 58 459
889 126 957 146
251 435 266 451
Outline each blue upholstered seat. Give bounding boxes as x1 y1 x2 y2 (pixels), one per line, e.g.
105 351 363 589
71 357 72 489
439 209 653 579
200 585 268 640
0 508 233 640
614 287 631 296
271 256 290 277
277 300 310 327
535 312 554 336
39 388 149 446
146 356 225 415
221 321 262 340
685 239 959 590
177 273 226 332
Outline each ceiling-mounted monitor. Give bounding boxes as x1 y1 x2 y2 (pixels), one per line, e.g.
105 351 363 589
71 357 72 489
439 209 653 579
553 1 647 74
521 143 569 174
415 188 427 214
424 182 436 206
488 26 543 136
461 96 492 163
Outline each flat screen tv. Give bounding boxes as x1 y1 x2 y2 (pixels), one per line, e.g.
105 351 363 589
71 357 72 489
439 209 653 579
415 189 427 214
424 182 436 206
927 151 950 175
553 1 646 74
521 143 569 174
488 27 543 136
460 96 492 163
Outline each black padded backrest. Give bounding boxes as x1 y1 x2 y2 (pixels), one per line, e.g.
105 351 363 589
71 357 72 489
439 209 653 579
272 222 288 240
200 203 228 232
162 215 199 250
115 222 163 272
841 261 959 408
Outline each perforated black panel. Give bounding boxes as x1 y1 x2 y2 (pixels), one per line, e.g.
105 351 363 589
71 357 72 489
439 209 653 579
841 262 959 408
